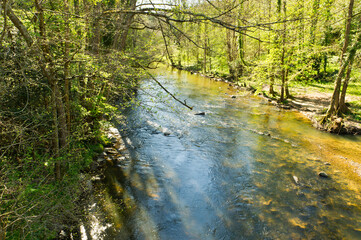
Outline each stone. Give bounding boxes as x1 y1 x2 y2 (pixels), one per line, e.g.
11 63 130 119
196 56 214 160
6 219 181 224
91 176 102 182
335 118 343 124
231 95 237 99
279 104 291 110
318 172 329 178
104 147 118 155
293 176 299 185
195 112 206 116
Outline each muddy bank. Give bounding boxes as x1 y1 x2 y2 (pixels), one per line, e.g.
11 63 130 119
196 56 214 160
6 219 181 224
260 91 361 135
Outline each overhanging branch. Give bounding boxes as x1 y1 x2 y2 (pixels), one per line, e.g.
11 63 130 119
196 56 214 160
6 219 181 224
137 63 194 110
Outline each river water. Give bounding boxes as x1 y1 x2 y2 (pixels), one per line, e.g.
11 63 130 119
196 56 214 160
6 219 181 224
90 68 361 239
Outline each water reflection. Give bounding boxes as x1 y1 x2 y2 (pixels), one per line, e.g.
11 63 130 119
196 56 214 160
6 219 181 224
93 68 361 239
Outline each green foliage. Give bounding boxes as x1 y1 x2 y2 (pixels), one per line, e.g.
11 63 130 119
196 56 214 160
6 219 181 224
0 0 146 238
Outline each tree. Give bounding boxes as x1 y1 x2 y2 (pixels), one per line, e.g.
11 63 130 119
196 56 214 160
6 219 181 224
338 0 355 114
323 0 358 121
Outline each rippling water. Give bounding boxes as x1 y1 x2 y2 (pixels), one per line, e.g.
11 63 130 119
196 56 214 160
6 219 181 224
90 68 361 240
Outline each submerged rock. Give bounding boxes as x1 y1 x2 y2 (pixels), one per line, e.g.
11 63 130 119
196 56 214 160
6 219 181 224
318 172 329 178
195 112 206 116
278 104 291 110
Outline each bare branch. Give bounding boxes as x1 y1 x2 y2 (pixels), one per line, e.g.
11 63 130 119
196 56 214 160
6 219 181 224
137 63 194 110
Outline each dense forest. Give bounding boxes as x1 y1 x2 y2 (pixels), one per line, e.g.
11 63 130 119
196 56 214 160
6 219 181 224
1 0 360 238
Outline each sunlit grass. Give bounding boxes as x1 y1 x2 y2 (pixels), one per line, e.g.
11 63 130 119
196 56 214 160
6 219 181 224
349 101 361 122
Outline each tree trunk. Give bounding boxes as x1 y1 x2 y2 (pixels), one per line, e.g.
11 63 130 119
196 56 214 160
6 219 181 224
92 2 101 54
51 82 60 179
324 31 361 120
339 61 353 114
5 2 33 46
280 0 287 102
322 0 333 74
64 0 71 132
285 68 290 98
337 0 354 113
269 66 275 96
113 0 137 51
35 0 68 179
203 22 207 73
0 0 8 45
226 28 239 81
309 0 320 45
297 0 304 48
74 0 79 15
268 0 275 96
340 0 354 62
118 13 136 51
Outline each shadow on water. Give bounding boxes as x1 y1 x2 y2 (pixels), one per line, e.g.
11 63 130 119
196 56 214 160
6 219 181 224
94 67 361 240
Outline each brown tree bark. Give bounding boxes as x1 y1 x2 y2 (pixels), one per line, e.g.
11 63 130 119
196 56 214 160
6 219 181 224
64 0 71 132
338 0 354 113
92 2 101 54
280 0 287 102
226 28 239 81
113 0 137 51
268 0 275 96
339 61 353 114
203 22 207 73
4 2 33 46
35 0 68 179
340 0 354 62
0 0 8 45
324 31 361 120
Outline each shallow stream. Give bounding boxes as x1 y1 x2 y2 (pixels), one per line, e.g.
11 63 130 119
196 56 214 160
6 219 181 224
88 68 361 239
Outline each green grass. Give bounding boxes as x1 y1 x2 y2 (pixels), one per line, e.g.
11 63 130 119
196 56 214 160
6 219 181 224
349 101 361 122
346 80 361 96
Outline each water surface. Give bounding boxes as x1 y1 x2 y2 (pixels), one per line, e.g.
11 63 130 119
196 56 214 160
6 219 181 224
91 68 361 239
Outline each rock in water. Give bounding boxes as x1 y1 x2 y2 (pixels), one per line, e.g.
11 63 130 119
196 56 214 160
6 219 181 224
293 176 299 185
195 112 206 116
318 172 329 178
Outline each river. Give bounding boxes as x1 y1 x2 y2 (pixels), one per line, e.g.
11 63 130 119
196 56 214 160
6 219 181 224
87 67 361 239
